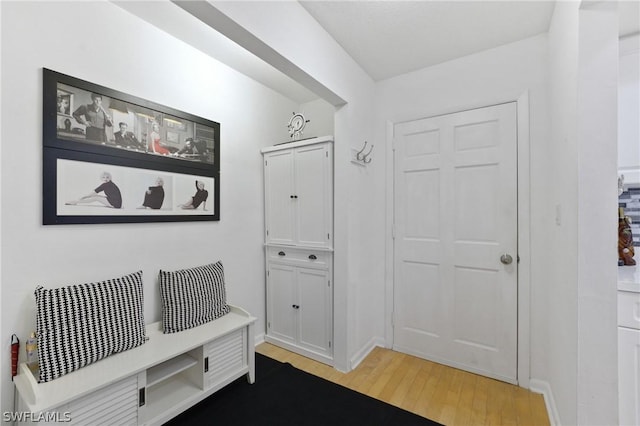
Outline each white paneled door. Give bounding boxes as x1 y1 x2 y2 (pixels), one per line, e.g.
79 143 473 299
393 103 518 384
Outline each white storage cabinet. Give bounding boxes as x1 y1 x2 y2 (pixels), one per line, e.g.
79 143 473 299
266 246 333 363
262 136 334 365
14 305 256 425
618 289 640 425
263 137 333 248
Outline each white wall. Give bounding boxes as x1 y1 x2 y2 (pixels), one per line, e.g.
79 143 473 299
376 11 619 423
546 3 580 423
208 1 381 372
546 2 620 424
1 2 622 422
0 1 4 415
0 1 300 414
575 3 619 424
298 98 335 140
375 34 551 384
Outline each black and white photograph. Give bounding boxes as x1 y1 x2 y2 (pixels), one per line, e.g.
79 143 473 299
175 178 211 212
54 158 214 219
56 89 72 115
43 68 220 224
52 82 217 166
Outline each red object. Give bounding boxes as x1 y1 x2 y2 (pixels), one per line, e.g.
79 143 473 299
152 137 170 155
11 334 19 380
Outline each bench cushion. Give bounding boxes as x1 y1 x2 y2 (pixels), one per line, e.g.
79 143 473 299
159 261 230 334
35 271 146 383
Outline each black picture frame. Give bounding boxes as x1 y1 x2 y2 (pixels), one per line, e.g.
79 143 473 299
43 68 220 224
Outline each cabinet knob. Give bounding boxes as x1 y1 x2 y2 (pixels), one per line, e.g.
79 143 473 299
278 251 286 256
308 254 317 260
290 195 298 199
292 304 300 309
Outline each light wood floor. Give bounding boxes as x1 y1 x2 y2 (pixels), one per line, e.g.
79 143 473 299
256 343 550 426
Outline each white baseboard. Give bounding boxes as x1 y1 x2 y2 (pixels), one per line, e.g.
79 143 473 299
350 336 385 370
254 332 265 346
529 379 561 426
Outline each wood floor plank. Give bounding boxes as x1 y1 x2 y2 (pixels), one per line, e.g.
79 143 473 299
530 392 551 426
440 368 465 425
256 343 550 426
367 352 407 398
469 376 490 425
420 362 448 421
453 370 477 425
378 354 414 403
399 358 434 412
514 386 533 425
501 387 518 426
353 349 397 395
388 354 423 407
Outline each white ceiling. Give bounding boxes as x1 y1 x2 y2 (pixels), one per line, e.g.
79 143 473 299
301 1 640 82
299 1 557 81
117 1 640 103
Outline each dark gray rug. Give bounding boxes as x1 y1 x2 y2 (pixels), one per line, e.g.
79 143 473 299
165 353 442 425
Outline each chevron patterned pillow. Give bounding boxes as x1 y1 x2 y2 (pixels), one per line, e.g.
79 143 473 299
35 271 146 383
159 261 230 334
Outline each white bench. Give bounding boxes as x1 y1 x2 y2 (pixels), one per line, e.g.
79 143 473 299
14 305 256 425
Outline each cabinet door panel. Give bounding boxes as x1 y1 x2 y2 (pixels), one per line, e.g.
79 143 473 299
66 375 138 425
204 329 246 388
619 327 640 426
295 144 331 247
297 268 332 355
267 264 297 344
265 150 296 245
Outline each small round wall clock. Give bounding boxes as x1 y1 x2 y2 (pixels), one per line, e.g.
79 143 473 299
287 112 310 140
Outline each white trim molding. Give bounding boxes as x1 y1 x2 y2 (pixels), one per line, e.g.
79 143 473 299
350 337 385 371
254 332 266 347
385 90 532 388
516 91 532 389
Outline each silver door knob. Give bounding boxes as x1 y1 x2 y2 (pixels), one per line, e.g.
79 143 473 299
500 254 513 265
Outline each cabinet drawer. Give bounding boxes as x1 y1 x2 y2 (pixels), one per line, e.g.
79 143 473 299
618 291 640 330
267 247 329 268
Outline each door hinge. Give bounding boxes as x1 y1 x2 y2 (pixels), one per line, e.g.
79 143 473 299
265 160 268 166
328 233 330 240
268 322 271 329
328 279 331 287
266 230 269 236
329 341 331 348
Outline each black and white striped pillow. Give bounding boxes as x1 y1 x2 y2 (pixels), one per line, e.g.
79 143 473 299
35 271 146 383
159 261 230 334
